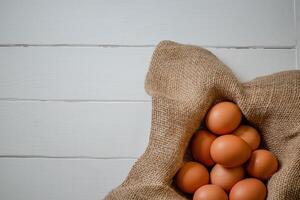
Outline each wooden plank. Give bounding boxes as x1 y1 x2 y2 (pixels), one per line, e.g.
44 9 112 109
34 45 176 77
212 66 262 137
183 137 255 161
0 47 153 100
0 47 296 100
0 158 135 200
0 101 151 158
211 48 296 81
0 0 295 47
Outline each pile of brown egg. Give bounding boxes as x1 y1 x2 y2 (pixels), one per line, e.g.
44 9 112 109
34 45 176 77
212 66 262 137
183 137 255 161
175 102 278 200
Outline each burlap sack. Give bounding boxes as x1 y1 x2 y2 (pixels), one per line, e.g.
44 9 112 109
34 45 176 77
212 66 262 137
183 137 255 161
105 41 300 200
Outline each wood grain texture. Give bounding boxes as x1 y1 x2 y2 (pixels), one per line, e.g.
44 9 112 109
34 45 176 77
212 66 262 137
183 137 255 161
0 158 135 200
0 48 296 100
0 47 153 100
0 0 295 47
0 101 151 158
0 49 296 158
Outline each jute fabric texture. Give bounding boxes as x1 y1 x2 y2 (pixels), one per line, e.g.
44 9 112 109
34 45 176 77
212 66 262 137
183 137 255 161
105 41 300 200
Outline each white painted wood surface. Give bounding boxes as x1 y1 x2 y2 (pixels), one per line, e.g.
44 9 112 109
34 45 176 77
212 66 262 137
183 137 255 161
0 101 151 158
0 0 295 47
0 48 295 100
0 158 135 200
0 49 296 159
0 1 298 200
0 47 153 100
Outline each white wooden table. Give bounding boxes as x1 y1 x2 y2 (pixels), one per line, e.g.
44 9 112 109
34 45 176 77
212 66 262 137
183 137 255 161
0 1 299 199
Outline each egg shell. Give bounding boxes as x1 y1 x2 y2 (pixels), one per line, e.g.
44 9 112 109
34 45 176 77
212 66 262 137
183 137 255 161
246 149 278 180
191 130 217 166
233 125 261 150
193 184 228 200
205 101 242 135
176 162 209 194
229 178 267 200
210 135 251 167
210 164 244 191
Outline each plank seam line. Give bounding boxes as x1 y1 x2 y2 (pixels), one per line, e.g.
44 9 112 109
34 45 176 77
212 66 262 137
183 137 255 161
0 44 296 49
0 98 151 103
0 155 138 160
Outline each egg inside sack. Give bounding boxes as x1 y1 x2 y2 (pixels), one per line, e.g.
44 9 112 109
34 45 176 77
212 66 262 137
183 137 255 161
193 184 228 200
175 162 209 194
210 135 251 167
205 101 242 135
232 125 261 150
191 130 216 166
229 178 267 200
174 101 278 200
210 164 244 191
246 149 278 180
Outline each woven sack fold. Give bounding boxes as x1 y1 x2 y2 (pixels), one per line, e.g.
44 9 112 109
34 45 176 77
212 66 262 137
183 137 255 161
105 41 300 200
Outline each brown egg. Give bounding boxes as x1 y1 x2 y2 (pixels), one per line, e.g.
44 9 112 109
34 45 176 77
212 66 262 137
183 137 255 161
233 125 261 150
191 130 217 167
176 162 209 194
229 178 267 200
246 149 278 180
205 101 242 135
210 164 244 191
193 184 228 200
210 135 251 167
